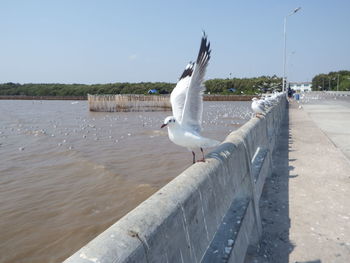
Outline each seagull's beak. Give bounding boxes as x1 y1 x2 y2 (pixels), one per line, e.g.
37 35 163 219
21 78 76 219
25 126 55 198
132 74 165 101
161 124 167 129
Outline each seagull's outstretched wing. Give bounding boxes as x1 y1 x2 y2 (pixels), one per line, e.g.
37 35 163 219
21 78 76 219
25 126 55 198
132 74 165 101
170 62 195 122
181 33 211 133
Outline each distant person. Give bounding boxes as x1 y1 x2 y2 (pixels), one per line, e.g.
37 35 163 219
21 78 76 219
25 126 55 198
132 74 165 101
288 87 293 98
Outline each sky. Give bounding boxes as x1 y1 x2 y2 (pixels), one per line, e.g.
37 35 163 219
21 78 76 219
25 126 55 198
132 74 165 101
1 0 349 84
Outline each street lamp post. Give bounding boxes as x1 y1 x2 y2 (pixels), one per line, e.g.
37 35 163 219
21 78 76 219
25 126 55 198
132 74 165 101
282 7 301 93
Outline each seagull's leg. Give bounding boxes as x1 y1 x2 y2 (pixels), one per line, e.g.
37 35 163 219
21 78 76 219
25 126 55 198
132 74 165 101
197 148 205 162
192 151 196 164
201 147 205 162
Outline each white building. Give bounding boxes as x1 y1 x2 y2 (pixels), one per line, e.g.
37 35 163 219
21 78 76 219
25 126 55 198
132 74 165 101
289 82 312 92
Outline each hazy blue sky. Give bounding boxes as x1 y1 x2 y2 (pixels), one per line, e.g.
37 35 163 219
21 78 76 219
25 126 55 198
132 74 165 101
1 0 349 84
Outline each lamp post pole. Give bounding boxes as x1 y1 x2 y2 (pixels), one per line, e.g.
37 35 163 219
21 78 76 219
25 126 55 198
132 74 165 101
282 7 301 93
283 17 287 92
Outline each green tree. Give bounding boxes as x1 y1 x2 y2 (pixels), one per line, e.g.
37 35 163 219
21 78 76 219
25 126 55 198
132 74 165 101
312 70 350 91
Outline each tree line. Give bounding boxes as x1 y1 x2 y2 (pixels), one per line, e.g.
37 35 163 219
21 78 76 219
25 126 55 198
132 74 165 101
1 71 349 97
0 76 282 97
311 70 350 91
0 82 174 97
205 75 282 94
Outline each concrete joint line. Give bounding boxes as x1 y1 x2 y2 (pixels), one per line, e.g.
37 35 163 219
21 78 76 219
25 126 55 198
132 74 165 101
197 188 210 242
305 111 350 166
242 139 262 240
251 147 269 184
180 204 197 262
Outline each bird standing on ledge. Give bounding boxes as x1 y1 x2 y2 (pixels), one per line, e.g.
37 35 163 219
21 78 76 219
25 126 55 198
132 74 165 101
251 97 266 118
161 33 220 164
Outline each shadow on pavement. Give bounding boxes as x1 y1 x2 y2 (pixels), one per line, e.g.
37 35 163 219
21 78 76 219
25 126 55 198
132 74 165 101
245 104 321 263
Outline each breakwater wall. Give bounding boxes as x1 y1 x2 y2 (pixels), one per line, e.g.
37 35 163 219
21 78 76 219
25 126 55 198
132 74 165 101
88 94 171 112
88 94 256 112
64 94 287 263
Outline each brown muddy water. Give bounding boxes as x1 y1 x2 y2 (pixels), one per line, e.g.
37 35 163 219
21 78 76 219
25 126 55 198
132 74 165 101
0 100 252 263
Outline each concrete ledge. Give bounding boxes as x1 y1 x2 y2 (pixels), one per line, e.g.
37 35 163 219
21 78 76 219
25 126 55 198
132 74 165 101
202 198 251 262
64 95 287 263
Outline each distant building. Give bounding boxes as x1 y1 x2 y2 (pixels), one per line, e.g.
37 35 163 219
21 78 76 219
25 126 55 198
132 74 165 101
289 82 312 92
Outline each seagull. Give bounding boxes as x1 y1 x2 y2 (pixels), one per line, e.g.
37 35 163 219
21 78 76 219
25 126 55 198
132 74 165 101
161 33 220 164
262 97 272 107
251 97 266 118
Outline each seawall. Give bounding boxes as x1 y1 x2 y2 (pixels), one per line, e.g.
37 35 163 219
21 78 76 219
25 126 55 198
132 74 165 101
64 95 287 263
87 94 257 112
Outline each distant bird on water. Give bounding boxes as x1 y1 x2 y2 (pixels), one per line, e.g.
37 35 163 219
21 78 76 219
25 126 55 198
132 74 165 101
161 33 220 164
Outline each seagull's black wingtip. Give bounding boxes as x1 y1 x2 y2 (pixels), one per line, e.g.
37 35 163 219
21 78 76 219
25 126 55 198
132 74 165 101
196 32 211 64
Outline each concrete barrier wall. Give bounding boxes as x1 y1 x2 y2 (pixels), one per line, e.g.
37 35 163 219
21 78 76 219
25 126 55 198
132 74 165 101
64 95 287 263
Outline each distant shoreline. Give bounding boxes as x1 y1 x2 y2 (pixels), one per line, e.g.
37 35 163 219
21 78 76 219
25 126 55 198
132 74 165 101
0 95 255 101
0 95 87 100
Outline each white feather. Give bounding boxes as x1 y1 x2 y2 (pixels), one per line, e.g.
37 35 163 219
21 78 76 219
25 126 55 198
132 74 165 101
170 65 192 123
162 33 219 158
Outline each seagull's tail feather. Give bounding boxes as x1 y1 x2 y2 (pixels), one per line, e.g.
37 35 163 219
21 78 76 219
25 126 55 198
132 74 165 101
201 138 220 148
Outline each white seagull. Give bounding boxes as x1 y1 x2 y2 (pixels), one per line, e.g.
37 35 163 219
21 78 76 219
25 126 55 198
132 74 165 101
161 33 220 164
251 97 266 118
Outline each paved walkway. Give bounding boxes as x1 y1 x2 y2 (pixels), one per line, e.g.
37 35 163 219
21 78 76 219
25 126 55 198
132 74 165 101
302 98 350 160
245 99 350 263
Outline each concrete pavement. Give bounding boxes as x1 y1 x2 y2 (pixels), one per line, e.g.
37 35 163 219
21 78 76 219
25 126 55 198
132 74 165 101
302 98 350 161
245 98 350 263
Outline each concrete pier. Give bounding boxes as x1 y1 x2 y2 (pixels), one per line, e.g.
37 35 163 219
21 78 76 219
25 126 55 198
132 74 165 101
245 96 350 262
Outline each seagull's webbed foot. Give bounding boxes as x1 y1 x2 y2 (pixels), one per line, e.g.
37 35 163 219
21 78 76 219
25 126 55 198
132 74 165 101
256 113 264 119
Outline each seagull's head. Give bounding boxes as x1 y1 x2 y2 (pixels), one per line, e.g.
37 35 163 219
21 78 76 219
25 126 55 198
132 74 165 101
161 116 177 129
252 97 259 101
